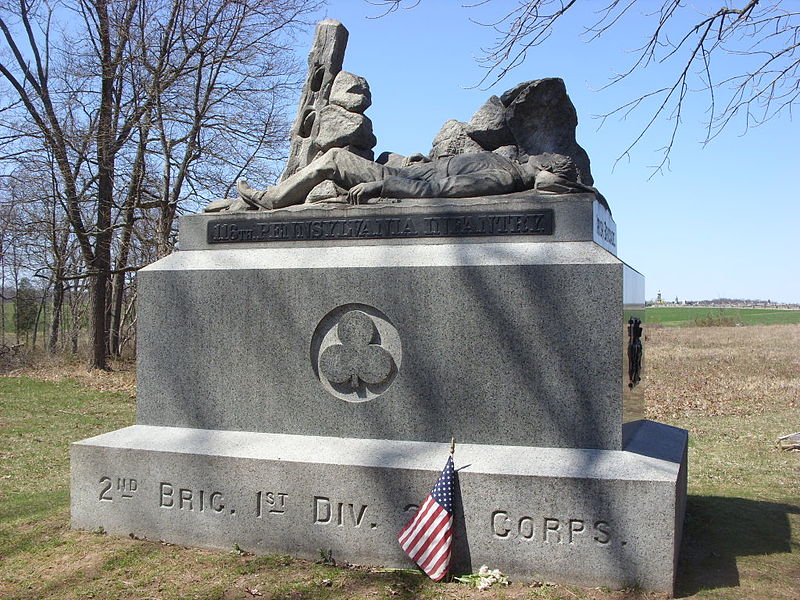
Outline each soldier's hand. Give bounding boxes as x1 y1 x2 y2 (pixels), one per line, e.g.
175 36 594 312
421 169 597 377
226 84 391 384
347 181 383 205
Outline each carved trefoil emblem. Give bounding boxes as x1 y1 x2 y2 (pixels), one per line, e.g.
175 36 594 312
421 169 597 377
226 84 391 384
311 304 401 402
320 310 393 388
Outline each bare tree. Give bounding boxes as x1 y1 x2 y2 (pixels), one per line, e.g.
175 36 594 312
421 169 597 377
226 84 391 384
370 1 799 170
0 0 320 367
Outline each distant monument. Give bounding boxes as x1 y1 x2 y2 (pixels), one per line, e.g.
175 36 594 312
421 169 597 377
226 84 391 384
71 20 687 594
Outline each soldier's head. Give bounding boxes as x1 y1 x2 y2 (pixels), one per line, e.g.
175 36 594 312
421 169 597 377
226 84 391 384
521 153 579 186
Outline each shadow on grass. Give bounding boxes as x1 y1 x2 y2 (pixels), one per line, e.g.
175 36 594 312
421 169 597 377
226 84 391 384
0 490 69 559
675 494 799 598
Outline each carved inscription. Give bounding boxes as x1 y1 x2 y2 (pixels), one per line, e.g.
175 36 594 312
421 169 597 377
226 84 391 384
255 491 288 518
207 209 554 244
313 496 377 529
98 480 381 530
91 476 622 549
159 483 230 514
492 511 611 545
98 476 138 501
595 216 616 247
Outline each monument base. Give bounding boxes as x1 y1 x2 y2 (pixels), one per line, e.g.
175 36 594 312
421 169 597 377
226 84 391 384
71 419 686 593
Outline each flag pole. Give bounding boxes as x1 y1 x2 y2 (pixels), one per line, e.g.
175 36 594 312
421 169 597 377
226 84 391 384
450 437 455 456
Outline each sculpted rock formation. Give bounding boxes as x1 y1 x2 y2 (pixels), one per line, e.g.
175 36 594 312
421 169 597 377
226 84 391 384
428 78 594 185
375 151 408 168
465 95 514 150
281 20 376 181
430 120 484 159
207 21 603 213
316 104 376 157
503 78 593 185
329 71 372 113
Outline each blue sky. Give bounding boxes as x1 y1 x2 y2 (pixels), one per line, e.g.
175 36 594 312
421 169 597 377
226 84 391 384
298 1 799 303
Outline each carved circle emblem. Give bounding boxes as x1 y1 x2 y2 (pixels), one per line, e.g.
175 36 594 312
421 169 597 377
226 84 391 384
310 304 401 402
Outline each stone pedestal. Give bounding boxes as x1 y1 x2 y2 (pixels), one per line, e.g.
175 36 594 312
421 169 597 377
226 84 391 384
71 193 686 593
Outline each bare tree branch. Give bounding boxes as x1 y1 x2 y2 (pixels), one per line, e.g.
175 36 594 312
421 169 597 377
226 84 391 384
0 0 321 362
374 1 799 172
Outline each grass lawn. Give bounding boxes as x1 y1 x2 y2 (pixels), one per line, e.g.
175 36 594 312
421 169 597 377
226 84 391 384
645 306 800 327
1 325 798 599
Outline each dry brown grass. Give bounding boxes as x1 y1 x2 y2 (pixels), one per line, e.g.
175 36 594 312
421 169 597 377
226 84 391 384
4 354 136 395
644 324 800 420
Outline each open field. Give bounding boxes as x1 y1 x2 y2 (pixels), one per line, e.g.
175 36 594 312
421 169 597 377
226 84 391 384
645 306 800 327
1 325 798 599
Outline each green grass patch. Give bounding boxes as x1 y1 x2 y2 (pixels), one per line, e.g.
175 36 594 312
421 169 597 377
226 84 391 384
646 306 800 327
0 377 133 499
668 409 799 600
1 366 798 599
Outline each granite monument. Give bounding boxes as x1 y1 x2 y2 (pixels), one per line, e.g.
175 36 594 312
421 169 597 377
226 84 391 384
71 19 687 594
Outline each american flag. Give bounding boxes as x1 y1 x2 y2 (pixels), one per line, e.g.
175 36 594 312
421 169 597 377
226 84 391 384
397 455 455 581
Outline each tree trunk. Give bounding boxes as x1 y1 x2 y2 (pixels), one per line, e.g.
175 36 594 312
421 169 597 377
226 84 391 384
12 260 19 346
110 120 149 356
90 0 115 371
32 284 48 350
49 272 64 353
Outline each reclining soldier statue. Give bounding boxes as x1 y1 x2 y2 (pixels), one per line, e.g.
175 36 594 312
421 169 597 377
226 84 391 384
208 147 602 212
